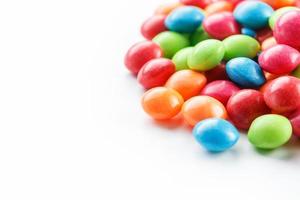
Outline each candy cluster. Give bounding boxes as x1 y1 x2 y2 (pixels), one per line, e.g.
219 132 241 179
124 0 300 152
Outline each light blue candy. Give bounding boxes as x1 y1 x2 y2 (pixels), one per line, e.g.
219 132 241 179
233 1 273 30
226 57 266 88
193 118 240 152
165 6 204 33
241 27 256 38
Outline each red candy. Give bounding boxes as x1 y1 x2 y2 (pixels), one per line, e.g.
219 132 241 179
204 62 229 82
256 27 273 43
263 76 300 113
137 58 175 89
124 41 162 75
203 12 240 40
141 15 167 40
258 44 300 75
180 0 210 8
289 108 300 137
274 10 300 50
200 80 240 105
227 89 271 129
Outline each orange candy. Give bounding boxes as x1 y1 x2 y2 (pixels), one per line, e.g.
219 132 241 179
155 2 183 15
165 70 207 100
261 37 277 51
182 96 228 126
261 0 296 9
205 1 234 16
141 87 184 120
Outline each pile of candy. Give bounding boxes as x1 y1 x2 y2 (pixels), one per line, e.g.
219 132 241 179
124 0 300 152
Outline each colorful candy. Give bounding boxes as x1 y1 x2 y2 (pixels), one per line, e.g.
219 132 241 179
193 118 240 152
172 47 194 70
141 87 183 120
268 6 300 29
288 108 300 137
205 1 234 16
248 114 292 149
141 15 167 40
190 26 212 45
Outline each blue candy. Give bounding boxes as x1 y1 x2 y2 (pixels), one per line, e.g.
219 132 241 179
233 1 273 30
193 118 240 152
241 27 256 38
226 57 266 88
165 6 204 33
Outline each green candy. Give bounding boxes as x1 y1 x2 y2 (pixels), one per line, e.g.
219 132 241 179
153 31 190 59
222 35 260 60
188 39 225 71
190 26 211 46
172 47 194 71
248 114 292 149
269 7 300 30
292 65 300 78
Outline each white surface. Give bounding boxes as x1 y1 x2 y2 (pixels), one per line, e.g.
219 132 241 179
0 0 300 199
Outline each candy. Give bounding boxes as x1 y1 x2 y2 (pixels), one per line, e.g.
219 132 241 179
268 6 300 29
200 80 240 105
205 62 229 82
222 35 260 60
261 0 296 9
274 10 300 50
165 70 207 100
227 89 271 129
263 76 300 113
141 87 184 120
288 108 300 137
261 37 277 50
137 58 175 89
203 12 240 40
172 47 194 71
155 2 183 15
124 41 162 75
180 0 209 8
233 1 274 30
205 1 234 16
226 57 266 88
248 114 292 149
182 96 228 126
153 31 190 58
188 39 225 71
258 44 300 75
193 118 240 152
190 26 212 46
241 27 256 38
165 6 205 33
141 15 167 40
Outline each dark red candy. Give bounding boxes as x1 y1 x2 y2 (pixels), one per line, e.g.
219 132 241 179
289 108 300 137
124 41 162 75
203 12 240 40
227 89 271 130
263 76 300 113
256 27 273 43
141 15 167 40
204 62 229 82
137 58 175 89
200 80 240 105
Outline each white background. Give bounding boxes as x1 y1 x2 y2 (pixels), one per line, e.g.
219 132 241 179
0 0 300 199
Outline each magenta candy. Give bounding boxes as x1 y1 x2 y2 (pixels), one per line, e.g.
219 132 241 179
203 12 240 40
258 44 300 75
274 10 300 50
264 76 300 113
141 15 167 40
200 80 240 105
227 89 271 130
137 58 175 89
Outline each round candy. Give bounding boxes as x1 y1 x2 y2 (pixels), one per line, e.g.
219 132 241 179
200 80 240 105
258 44 300 75
233 1 274 30
255 27 273 43
180 0 209 8
141 87 184 120
222 35 260 60
227 89 271 129
205 1 234 16
261 0 296 9
248 114 292 149
190 26 212 46
153 31 190 58
268 6 300 29
203 12 240 40
288 108 300 137
172 47 194 71
263 76 300 113
182 96 228 126
137 58 175 89
141 15 167 40
188 39 225 71
193 118 240 152
155 2 183 15
165 6 205 33
205 62 229 82
261 37 277 50
165 70 207 100
241 27 256 38
226 57 266 88
274 10 300 50
124 41 162 75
